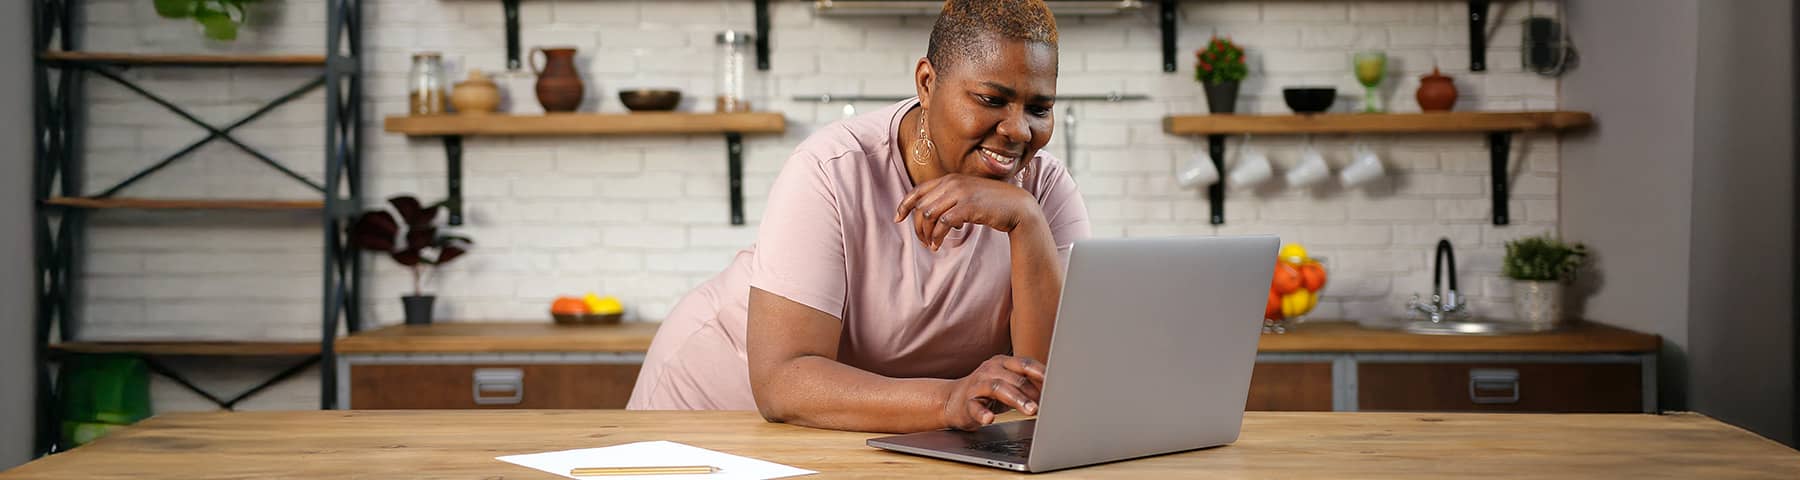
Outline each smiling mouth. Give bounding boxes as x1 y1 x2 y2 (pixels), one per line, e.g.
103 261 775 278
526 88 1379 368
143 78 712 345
980 147 1020 168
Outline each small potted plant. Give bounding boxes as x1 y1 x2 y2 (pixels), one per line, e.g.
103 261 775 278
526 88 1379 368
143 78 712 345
153 0 262 41
1502 235 1588 330
347 196 472 325
1195 36 1248 114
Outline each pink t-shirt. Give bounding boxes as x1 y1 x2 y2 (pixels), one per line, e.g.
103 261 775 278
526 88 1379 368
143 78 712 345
626 99 1091 410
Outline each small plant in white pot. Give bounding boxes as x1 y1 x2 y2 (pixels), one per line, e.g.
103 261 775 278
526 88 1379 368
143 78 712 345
1502 235 1587 331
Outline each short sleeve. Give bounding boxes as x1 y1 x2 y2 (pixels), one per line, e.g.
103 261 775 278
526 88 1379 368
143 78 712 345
1032 157 1092 257
748 151 849 319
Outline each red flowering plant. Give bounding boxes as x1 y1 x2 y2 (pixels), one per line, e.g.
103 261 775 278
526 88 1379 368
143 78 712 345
1195 36 1248 85
346 196 472 296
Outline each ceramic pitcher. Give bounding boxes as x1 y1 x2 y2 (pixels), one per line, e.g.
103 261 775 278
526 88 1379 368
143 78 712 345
531 46 584 112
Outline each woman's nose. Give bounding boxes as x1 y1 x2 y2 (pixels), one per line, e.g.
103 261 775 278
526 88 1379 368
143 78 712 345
996 110 1032 145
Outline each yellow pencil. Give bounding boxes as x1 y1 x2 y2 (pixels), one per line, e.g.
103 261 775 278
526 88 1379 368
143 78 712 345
569 465 720 476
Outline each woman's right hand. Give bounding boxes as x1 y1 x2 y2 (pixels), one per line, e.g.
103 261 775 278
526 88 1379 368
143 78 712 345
939 355 1047 431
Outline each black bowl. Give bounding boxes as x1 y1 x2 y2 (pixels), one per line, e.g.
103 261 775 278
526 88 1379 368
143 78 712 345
1282 87 1337 114
619 89 682 112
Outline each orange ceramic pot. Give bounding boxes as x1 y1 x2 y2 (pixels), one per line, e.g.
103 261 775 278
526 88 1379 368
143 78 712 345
531 46 584 112
1416 67 1458 112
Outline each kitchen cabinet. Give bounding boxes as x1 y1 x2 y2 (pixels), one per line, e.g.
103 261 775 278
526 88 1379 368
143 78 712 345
1248 321 1660 413
334 322 658 410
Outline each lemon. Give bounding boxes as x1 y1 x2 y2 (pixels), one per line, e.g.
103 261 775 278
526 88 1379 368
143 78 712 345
1279 243 1309 264
1282 290 1313 318
586 294 624 315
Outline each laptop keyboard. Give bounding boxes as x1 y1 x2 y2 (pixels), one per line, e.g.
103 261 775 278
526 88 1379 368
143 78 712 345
968 438 1033 457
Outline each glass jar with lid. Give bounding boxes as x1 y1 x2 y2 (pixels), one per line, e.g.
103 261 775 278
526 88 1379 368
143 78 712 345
408 52 448 115
715 30 754 113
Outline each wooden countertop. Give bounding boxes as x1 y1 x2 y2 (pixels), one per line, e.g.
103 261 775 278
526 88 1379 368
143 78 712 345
5 411 1795 479
335 320 1658 355
335 322 661 354
1258 321 1661 353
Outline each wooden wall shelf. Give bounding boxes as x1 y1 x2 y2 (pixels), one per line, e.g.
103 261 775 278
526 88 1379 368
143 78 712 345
383 113 787 136
50 341 321 356
384 112 787 226
1163 111 1594 136
1163 111 1594 226
40 51 327 66
45 197 325 210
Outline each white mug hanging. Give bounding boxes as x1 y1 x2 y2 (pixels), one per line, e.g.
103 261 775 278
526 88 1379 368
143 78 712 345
1340 145 1386 187
1177 150 1221 189
1285 146 1331 187
1227 138 1274 188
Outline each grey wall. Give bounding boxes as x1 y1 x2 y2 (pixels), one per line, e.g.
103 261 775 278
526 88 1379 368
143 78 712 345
1561 0 1699 410
1563 0 1797 446
1687 0 1796 446
1 0 38 469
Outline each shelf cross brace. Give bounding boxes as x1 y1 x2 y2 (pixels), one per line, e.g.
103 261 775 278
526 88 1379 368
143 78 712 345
445 136 465 226
1469 0 1490 71
727 133 746 225
141 354 321 411
1207 134 1226 225
1489 131 1511 225
1160 0 1178 73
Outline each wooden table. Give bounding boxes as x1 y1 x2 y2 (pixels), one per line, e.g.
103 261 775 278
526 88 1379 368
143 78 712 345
5 410 1796 479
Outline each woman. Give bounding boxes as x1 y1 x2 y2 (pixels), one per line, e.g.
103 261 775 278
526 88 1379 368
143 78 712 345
627 0 1089 434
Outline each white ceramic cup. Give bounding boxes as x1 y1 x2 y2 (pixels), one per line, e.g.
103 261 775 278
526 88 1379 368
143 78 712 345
1285 147 1331 187
1339 147 1386 187
1177 151 1221 189
1228 148 1274 188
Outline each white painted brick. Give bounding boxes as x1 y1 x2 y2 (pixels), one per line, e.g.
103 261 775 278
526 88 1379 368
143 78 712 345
646 200 735 224
1083 51 1163 74
552 1 639 24
1180 2 1261 21
1298 225 1391 247
604 226 688 249
1263 2 1349 22
555 251 645 273
599 173 685 199
1482 223 1556 248
1393 224 1483 247
555 201 649 223
1352 2 1438 24
1511 174 1558 197
459 0 551 24
510 176 597 198
1347 197 1434 221
1083 149 1171 174
1259 199 1348 222
143 253 313 274
1301 26 1387 49
1400 173 1486 196
600 28 690 49
507 226 598 249
1435 198 1492 222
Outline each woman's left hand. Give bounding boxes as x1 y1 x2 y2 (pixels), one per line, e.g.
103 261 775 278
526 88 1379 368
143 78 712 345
893 174 1044 250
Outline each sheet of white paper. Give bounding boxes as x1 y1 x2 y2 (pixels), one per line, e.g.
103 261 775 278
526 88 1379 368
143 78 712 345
496 440 817 480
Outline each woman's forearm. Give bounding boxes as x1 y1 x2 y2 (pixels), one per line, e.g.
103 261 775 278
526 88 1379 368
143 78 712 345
757 354 951 433
1007 215 1062 363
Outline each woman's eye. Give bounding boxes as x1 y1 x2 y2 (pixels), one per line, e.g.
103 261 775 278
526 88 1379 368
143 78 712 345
978 95 1005 107
1027 106 1052 117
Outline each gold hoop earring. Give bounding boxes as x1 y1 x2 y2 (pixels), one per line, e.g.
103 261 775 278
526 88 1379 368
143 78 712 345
910 111 934 166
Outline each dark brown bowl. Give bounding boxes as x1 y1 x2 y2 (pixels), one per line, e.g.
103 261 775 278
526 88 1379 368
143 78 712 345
619 89 682 112
551 312 623 325
1282 87 1337 114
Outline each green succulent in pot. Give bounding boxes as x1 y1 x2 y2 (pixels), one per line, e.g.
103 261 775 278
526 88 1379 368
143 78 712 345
1502 235 1588 282
153 0 261 41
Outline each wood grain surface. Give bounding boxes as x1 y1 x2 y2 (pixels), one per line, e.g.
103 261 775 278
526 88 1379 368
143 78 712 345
4 410 1795 479
1162 111 1593 135
1245 363 1334 411
1257 321 1660 353
335 322 662 354
1357 363 1642 412
383 112 787 136
49 341 320 356
349 364 640 409
39 51 328 66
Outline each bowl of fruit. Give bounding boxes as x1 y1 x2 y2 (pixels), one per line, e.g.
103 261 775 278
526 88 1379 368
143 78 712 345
1264 243 1328 334
551 293 625 325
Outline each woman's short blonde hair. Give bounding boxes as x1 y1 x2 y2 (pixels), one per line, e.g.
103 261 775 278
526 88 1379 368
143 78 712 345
927 0 1059 72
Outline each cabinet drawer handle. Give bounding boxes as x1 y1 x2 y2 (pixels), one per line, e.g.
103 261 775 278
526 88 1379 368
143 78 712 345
1469 368 1520 404
473 368 524 405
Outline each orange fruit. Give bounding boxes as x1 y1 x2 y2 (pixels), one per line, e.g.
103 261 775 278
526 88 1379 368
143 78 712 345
1271 262 1302 294
1299 262 1328 291
1264 290 1282 320
551 297 588 314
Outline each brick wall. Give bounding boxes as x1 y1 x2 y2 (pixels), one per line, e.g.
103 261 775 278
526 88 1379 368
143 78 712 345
71 0 1562 410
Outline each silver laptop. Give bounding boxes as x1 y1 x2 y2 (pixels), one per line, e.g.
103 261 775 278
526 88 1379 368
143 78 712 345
867 235 1278 473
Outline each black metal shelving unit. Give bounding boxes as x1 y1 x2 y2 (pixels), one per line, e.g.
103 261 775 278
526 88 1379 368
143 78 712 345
30 0 364 456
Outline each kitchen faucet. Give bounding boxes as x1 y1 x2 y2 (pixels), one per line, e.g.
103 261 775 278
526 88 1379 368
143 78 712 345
1407 238 1471 323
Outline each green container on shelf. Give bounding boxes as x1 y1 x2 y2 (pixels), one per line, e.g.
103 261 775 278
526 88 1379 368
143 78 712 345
57 354 152 447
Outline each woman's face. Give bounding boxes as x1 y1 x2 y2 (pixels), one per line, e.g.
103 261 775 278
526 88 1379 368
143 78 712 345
918 38 1058 181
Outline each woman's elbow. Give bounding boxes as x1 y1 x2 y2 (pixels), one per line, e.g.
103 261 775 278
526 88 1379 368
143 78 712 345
748 364 794 424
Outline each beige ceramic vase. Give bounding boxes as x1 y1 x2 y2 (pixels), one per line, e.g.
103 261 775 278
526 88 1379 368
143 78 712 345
451 69 501 115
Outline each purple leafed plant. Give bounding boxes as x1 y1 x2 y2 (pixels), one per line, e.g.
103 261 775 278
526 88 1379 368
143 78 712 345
346 196 473 296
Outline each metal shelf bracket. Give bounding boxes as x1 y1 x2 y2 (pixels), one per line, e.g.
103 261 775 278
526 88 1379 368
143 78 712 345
1160 0 1178 73
1469 0 1490 71
1489 131 1511 225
